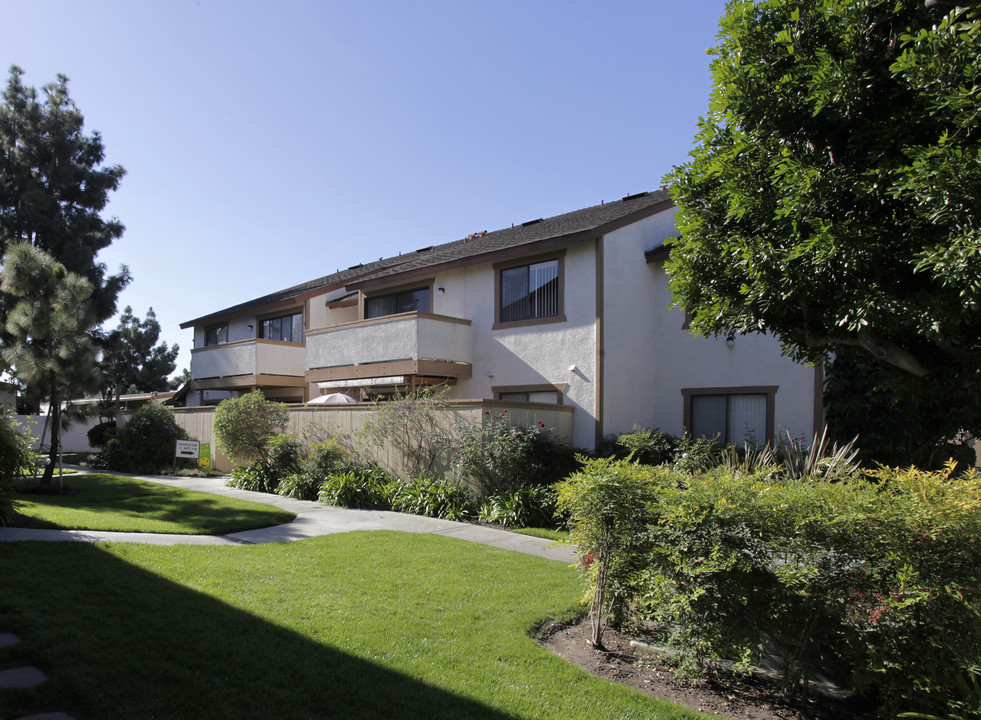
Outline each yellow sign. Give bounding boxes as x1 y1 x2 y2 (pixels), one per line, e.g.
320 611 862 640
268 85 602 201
199 443 211 470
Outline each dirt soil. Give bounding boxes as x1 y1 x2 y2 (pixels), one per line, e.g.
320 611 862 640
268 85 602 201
537 617 872 720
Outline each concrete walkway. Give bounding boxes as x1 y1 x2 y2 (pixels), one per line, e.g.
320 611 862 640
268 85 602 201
0 470 578 564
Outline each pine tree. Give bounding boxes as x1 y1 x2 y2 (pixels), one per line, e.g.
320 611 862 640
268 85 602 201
100 306 179 418
0 65 130 342
0 65 130 480
1 243 99 482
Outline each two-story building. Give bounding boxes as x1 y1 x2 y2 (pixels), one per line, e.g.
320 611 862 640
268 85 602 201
180 190 821 451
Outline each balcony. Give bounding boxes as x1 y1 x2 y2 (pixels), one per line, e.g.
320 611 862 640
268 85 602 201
190 339 306 389
305 312 472 383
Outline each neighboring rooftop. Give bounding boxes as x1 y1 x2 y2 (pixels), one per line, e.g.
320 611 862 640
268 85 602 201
182 189 673 327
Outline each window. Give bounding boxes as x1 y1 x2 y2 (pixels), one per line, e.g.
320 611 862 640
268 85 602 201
493 384 566 405
499 390 560 404
364 287 430 319
494 253 565 328
259 311 304 343
205 325 227 347
683 386 777 445
500 259 559 322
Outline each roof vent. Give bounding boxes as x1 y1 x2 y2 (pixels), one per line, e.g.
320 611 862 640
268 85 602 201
622 192 649 202
521 218 544 227
348 263 363 270
416 246 433 253
466 230 487 240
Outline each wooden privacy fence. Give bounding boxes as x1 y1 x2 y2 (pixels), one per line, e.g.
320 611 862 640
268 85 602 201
173 400 574 476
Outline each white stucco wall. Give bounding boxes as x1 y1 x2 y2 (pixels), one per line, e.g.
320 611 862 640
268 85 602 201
600 211 818 442
432 242 601 450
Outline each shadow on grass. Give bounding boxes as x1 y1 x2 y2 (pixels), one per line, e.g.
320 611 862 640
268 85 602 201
11 473 294 534
0 541 520 720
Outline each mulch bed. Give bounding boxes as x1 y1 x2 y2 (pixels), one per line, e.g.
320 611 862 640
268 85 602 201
537 617 873 720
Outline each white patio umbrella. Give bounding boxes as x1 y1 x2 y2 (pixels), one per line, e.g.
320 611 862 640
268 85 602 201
307 392 359 405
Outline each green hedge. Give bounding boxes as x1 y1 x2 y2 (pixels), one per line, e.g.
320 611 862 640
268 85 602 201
556 458 981 718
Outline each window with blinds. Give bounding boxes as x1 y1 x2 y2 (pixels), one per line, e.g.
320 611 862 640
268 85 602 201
690 393 767 445
499 259 559 323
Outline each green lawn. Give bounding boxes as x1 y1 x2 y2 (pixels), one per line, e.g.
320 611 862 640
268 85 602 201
0 532 708 720
512 526 571 542
10 473 295 534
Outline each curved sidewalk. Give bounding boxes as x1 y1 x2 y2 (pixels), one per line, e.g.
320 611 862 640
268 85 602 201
0 471 578 564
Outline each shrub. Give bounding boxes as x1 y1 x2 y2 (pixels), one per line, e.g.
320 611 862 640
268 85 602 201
599 427 718 472
226 463 279 494
265 433 304 476
0 487 17 527
387 476 475 521
609 426 679 466
670 432 721 473
317 466 392 509
454 410 575 494
304 440 347 481
359 388 451 479
93 403 190 474
477 485 557 528
554 457 665 648
559 459 981 717
213 391 289 467
86 420 117 449
275 472 321 501
0 408 39 481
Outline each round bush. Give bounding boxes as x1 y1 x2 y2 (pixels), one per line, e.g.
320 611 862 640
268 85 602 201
86 420 118 449
94 403 190 474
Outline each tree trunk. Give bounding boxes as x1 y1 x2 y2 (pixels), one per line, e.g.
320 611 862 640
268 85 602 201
41 370 59 485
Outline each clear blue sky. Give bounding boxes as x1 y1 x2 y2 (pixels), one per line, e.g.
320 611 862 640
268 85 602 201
4 0 729 378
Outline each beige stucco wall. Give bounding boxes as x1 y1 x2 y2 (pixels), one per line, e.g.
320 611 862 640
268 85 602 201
305 314 472 369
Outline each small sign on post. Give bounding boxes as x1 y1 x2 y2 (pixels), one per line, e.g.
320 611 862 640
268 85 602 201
175 440 200 460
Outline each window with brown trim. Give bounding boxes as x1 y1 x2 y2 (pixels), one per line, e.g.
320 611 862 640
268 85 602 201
205 324 228 347
364 286 430 319
494 252 566 329
259 311 304 343
493 383 566 405
683 386 777 445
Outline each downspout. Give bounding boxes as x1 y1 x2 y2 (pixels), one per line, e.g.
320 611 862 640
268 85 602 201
595 235 605 451
813 360 825 436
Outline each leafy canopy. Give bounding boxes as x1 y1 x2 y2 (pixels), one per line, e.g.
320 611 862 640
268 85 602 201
99 306 179 415
213 390 289 467
665 0 981 462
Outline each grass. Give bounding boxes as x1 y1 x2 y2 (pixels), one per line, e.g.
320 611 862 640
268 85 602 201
513 527 570 542
9 473 295 535
0 532 708 720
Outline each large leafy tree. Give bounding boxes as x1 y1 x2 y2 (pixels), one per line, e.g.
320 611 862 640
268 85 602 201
1 243 100 481
99 306 179 418
666 0 981 465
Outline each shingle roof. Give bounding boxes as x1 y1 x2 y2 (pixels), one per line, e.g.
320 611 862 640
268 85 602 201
181 189 673 328
179 256 411 328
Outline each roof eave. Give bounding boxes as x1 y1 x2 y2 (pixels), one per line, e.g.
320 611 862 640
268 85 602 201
348 196 675 291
